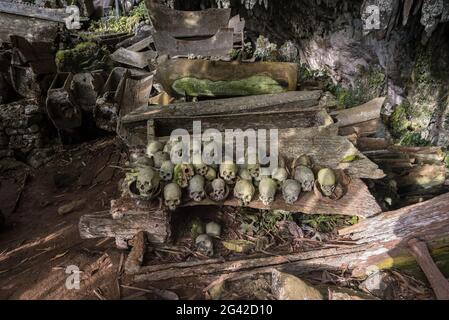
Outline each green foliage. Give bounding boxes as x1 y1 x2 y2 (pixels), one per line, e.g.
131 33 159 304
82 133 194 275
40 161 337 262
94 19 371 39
299 214 358 233
172 76 286 97
239 210 293 236
443 152 449 168
55 42 110 72
89 2 149 33
189 217 204 240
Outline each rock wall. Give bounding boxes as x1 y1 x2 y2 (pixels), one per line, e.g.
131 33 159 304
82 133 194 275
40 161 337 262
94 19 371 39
187 0 449 147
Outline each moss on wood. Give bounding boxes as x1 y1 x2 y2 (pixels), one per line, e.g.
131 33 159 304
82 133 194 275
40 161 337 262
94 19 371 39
172 75 286 97
55 42 110 72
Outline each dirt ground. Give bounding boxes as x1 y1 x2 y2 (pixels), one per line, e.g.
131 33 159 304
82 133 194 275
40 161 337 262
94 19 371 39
0 137 128 299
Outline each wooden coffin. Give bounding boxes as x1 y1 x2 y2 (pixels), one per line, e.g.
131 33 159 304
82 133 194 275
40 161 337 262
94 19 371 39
156 58 298 97
145 1 231 38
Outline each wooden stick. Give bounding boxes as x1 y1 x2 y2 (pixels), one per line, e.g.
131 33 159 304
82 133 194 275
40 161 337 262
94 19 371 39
408 239 449 300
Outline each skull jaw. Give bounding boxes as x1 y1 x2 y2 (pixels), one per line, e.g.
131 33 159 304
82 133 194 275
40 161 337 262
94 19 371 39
320 185 336 197
301 181 314 192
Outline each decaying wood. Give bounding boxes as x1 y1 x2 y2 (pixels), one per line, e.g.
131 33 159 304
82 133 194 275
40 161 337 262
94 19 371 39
396 164 446 190
334 97 385 127
183 177 381 218
280 134 385 179
127 36 154 52
0 13 60 43
0 1 70 23
145 1 231 38
118 74 154 117
79 196 171 246
408 239 449 300
155 59 298 96
356 137 389 152
122 91 323 124
338 119 380 137
46 72 82 130
153 29 234 58
110 48 157 69
134 193 449 282
124 231 147 274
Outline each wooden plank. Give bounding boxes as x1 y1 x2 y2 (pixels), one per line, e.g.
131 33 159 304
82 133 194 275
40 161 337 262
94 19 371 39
145 1 231 38
0 1 70 23
122 91 322 123
182 177 381 218
156 59 298 96
334 97 385 127
110 48 157 69
153 28 234 58
0 13 60 43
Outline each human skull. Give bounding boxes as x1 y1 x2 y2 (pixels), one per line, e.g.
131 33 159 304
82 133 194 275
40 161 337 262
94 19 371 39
194 162 209 176
159 160 174 181
195 234 214 257
238 168 253 181
205 167 217 181
317 168 337 197
234 179 255 206
206 222 221 238
152 151 170 169
188 175 206 202
146 140 163 157
174 164 195 188
219 161 238 184
258 177 277 206
163 183 182 211
247 163 260 178
296 154 312 167
282 179 301 205
294 165 315 192
209 178 229 202
272 167 288 189
135 166 161 198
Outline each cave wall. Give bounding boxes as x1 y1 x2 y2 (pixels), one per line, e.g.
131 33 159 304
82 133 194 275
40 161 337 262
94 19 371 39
174 0 449 147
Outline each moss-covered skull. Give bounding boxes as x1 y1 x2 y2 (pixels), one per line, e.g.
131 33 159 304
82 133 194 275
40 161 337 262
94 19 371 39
188 175 206 202
219 161 238 184
163 183 182 211
152 151 170 169
135 166 161 198
282 179 301 205
258 177 277 206
272 167 288 189
294 165 315 192
234 179 255 206
317 168 337 197
146 140 163 157
174 163 195 188
205 167 217 181
195 234 214 257
209 178 229 202
159 160 174 181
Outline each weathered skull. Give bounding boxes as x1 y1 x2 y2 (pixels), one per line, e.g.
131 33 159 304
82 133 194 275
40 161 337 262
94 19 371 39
194 162 209 176
205 167 217 181
296 154 312 167
146 140 163 157
294 165 315 192
135 166 161 198
195 234 214 257
282 179 301 205
188 175 206 202
203 140 222 166
272 167 289 189
174 164 195 188
206 222 221 238
317 168 337 197
164 183 182 211
247 163 260 178
153 151 170 169
238 168 253 181
258 177 277 206
219 161 238 184
234 179 255 206
159 160 174 181
209 178 229 202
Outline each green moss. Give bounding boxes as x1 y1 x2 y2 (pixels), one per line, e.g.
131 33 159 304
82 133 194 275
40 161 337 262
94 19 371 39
299 214 359 233
444 152 449 168
89 2 149 33
375 246 449 281
55 42 110 72
189 217 204 239
172 75 286 97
